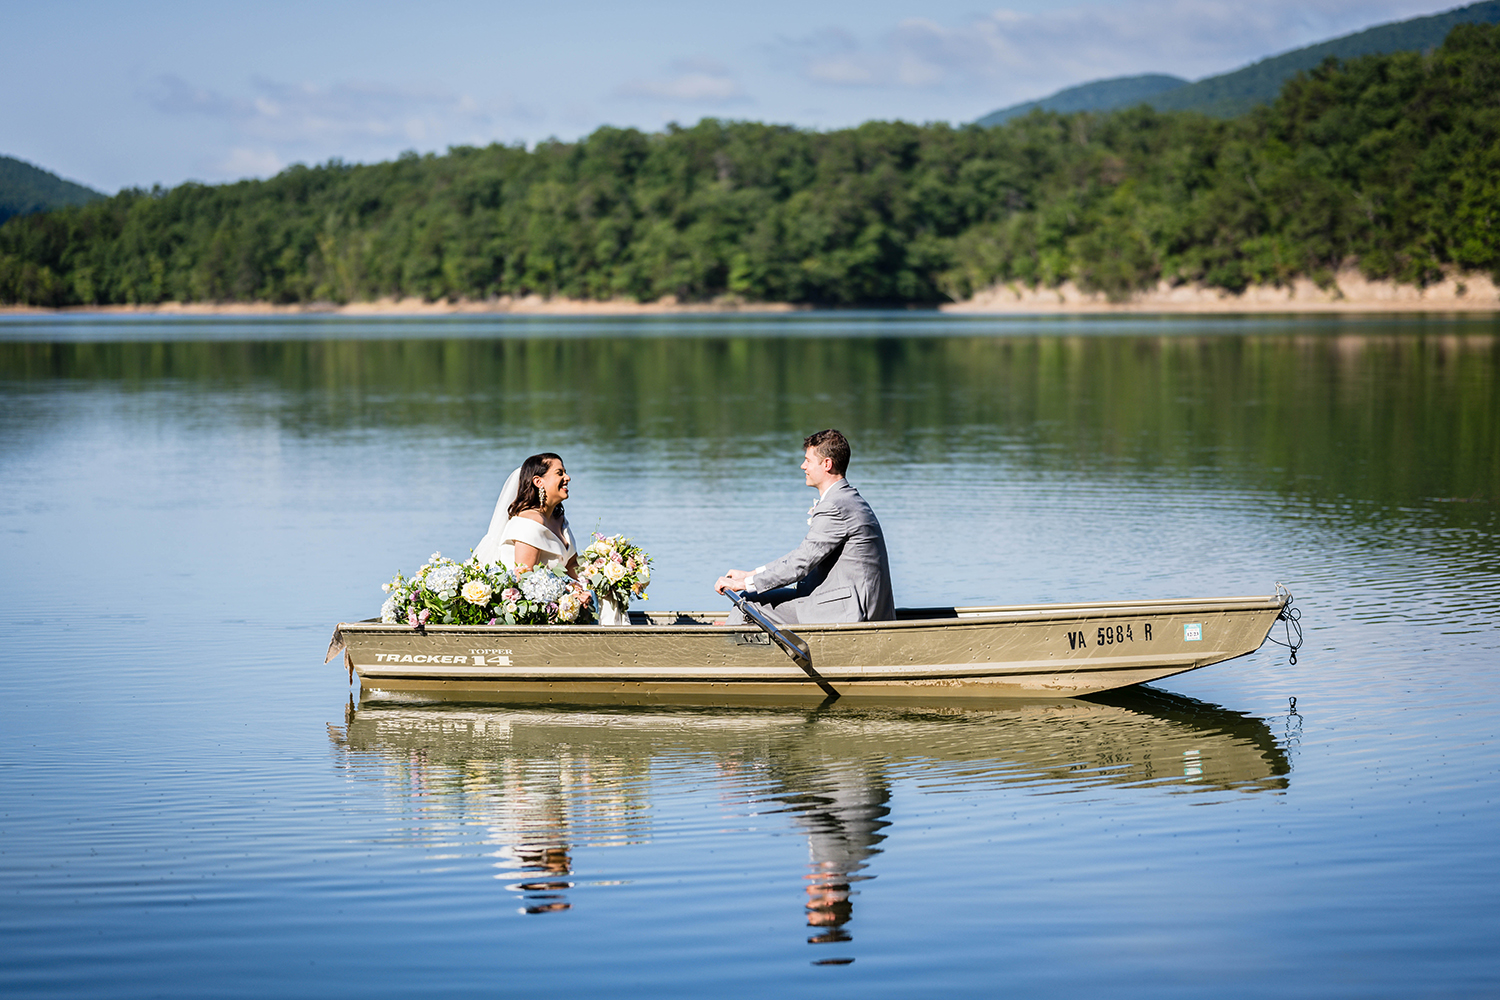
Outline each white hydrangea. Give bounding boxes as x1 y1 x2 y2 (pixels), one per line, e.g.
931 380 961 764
461 579 493 606
427 564 464 599
520 570 567 604
380 597 399 624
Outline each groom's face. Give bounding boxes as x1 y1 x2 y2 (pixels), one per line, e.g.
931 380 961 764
801 447 834 488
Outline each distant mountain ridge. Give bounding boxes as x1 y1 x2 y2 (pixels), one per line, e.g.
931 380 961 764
976 0 1500 124
975 75 1187 125
0 155 104 224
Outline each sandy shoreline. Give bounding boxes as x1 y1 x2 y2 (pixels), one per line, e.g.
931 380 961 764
3 271 1498 317
944 269 1500 315
0 295 811 318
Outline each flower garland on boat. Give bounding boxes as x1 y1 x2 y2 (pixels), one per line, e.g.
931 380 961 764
380 552 593 627
578 533 652 610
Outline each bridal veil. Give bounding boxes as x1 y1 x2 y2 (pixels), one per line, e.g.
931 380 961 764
471 466 522 567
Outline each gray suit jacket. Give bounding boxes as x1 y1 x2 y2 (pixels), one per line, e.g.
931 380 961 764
750 479 896 623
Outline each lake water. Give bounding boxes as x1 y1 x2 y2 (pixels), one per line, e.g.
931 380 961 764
1 312 1496 998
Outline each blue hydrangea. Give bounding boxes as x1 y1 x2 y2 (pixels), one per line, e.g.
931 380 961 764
427 564 464 600
520 570 567 604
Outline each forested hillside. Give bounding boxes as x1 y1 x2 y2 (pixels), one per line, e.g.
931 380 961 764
3 24 1498 307
0 155 103 225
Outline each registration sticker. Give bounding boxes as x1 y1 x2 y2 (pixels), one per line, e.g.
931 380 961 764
1184 623 1202 642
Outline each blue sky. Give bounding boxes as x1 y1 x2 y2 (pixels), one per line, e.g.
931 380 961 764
4 0 1453 192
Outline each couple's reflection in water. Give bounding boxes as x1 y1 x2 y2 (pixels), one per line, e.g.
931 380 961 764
331 687 1289 950
777 760 889 945
504 830 573 914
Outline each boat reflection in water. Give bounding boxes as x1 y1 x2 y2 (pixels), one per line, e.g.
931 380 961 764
329 688 1289 943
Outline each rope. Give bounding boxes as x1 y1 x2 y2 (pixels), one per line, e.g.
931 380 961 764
1266 583 1304 664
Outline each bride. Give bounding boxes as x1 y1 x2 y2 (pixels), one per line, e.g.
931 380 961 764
472 452 581 577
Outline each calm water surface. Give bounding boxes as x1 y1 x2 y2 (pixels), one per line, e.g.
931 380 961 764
1 312 1497 998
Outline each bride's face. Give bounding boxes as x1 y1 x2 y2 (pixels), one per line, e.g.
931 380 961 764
535 459 569 505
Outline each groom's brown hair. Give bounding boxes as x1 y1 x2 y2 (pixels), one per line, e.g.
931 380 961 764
804 429 850 476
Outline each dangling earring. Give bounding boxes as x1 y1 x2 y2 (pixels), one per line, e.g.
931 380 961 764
538 483 548 509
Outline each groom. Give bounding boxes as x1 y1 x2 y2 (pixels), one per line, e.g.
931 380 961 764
716 429 896 625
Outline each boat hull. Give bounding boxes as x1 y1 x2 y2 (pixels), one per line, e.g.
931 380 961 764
328 593 1291 700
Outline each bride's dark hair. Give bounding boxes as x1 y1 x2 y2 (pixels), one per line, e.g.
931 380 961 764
509 453 565 518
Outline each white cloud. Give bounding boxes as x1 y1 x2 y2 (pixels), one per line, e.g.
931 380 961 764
614 59 748 105
214 147 284 180
143 73 540 172
776 28 878 85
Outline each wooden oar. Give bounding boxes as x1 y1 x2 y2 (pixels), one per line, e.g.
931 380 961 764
725 590 838 699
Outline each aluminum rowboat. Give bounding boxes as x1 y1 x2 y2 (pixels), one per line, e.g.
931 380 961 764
326 589 1295 700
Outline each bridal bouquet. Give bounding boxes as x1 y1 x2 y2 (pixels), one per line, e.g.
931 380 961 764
380 552 592 627
578 533 652 608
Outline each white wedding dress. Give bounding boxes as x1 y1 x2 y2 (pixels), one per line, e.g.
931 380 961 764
493 516 577 573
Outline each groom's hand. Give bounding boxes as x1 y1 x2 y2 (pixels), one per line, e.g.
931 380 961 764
715 569 750 594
